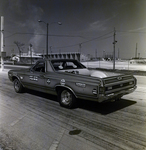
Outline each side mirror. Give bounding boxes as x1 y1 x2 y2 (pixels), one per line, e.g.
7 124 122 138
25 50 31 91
29 68 34 73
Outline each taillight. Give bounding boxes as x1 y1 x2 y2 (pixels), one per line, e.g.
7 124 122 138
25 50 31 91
92 89 97 95
99 86 104 94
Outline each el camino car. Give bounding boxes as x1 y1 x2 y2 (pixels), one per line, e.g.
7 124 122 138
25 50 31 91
8 59 137 108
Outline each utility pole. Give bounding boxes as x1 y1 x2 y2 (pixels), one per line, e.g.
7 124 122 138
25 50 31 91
113 27 117 70
103 50 105 59
50 46 52 53
118 48 120 60
79 43 82 53
46 23 49 58
1 16 4 71
135 43 137 58
138 53 140 59
95 49 97 59
30 44 33 65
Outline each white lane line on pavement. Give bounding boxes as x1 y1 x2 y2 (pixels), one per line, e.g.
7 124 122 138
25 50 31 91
9 114 26 127
49 128 65 150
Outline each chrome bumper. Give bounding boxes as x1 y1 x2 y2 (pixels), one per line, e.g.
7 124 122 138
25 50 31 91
98 86 137 103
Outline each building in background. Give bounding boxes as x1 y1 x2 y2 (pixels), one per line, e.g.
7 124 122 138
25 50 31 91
11 44 81 64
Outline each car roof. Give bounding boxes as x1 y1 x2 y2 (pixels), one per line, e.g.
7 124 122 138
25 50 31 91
38 58 79 61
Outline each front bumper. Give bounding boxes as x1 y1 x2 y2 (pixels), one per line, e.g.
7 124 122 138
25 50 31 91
98 86 137 103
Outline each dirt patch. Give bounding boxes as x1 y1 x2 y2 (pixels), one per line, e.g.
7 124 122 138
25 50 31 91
0 128 31 150
0 129 18 150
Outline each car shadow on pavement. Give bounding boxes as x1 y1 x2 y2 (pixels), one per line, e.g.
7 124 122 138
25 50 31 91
77 99 137 115
25 89 58 102
24 89 136 115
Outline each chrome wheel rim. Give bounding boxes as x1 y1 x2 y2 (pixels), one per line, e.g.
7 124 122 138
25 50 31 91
61 90 72 105
14 80 20 92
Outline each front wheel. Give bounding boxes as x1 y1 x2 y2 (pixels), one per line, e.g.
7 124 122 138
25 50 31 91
58 89 76 109
115 97 122 101
14 79 23 93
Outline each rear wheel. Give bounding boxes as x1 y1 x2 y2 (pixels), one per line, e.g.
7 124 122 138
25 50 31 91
115 97 122 101
58 89 76 108
14 79 23 93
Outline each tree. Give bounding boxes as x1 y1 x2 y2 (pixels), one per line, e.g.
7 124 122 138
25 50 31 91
14 41 25 58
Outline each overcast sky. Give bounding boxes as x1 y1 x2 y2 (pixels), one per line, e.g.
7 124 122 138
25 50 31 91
1 0 146 59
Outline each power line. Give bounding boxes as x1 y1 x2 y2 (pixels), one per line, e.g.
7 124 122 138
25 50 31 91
81 31 113 44
4 32 88 39
53 34 113 49
117 30 146 34
4 30 113 50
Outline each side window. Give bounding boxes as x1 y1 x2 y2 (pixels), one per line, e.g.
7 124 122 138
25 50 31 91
66 62 77 69
33 62 45 72
52 62 62 70
52 60 83 70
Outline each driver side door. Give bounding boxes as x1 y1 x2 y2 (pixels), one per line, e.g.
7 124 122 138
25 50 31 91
22 61 46 92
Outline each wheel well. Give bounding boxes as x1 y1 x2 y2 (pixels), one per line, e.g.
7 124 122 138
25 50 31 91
12 76 18 82
55 86 77 98
12 77 24 87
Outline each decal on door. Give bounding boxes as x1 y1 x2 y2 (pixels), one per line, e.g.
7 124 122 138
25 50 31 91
29 76 38 81
60 79 65 86
47 79 51 84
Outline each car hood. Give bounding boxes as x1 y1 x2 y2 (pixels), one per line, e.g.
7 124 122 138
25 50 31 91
90 70 121 78
8 68 30 73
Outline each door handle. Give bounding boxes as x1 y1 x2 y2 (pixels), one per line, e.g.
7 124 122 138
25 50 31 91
39 75 45 78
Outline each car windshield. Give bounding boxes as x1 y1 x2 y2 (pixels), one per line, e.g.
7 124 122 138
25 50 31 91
51 59 86 71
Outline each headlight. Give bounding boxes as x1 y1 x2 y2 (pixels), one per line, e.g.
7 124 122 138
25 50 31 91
107 87 112 90
129 81 133 85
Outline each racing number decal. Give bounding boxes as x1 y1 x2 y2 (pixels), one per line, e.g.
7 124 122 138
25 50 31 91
29 76 38 81
47 79 51 84
60 79 65 85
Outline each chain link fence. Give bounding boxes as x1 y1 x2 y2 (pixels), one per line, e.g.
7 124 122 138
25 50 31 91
82 60 146 71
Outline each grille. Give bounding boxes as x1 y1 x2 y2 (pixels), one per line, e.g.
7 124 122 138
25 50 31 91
105 81 134 91
104 75 132 84
103 75 136 95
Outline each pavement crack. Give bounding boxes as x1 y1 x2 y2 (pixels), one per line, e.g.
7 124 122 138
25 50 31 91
9 114 27 127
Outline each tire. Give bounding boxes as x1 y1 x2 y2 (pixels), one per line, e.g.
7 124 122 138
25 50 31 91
14 79 23 93
58 89 76 109
115 97 122 101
